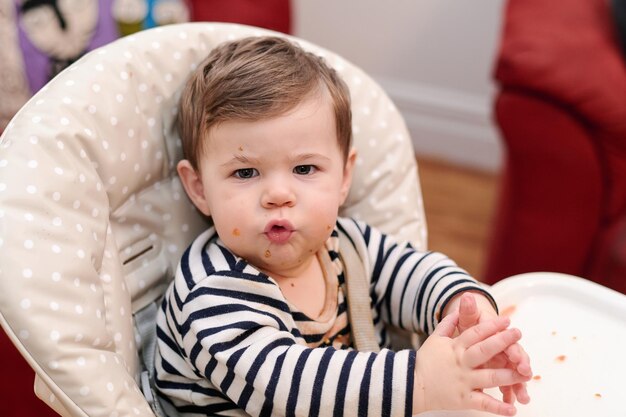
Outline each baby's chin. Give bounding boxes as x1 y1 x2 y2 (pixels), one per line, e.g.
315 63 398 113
251 250 318 279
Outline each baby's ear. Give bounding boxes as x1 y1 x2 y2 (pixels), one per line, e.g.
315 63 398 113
340 148 357 205
177 160 211 216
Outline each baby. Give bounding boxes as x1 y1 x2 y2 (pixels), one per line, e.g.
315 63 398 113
154 35 531 416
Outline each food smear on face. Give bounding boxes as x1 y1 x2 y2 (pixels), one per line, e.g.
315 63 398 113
232 228 241 236
500 305 516 317
238 145 244 151
264 249 271 258
555 355 566 363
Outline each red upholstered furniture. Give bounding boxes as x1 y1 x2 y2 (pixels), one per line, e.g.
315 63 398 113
0 332 58 416
484 0 626 294
189 0 291 33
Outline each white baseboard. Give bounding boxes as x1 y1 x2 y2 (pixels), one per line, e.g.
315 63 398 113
377 77 503 172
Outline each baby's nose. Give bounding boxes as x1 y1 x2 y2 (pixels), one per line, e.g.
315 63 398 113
261 182 296 208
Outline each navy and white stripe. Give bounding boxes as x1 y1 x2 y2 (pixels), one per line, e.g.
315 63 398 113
155 217 495 416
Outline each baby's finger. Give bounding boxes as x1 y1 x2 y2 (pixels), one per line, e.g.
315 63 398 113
432 311 459 337
485 352 509 369
500 385 515 405
505 344 533 376
505 344 521 362
464 328 521 368
458 293 479 333
468 390 517 416
513 382 531 404
470 368 530 390
459 316 511 348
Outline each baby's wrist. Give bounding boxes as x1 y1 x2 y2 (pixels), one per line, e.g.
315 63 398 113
474 292 499 318
442 290 498 319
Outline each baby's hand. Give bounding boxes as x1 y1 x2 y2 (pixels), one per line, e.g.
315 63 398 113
412 313 530 416
457 293 532 405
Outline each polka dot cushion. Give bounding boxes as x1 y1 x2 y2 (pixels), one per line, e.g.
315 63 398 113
0 23 426 417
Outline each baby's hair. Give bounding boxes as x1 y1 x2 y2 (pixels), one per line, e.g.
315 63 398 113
177 36 352 170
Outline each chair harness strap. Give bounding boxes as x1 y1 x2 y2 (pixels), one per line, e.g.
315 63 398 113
338 231 381 353
134 301 168 417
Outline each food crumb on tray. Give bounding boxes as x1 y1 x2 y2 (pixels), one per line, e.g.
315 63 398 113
500 305 516 317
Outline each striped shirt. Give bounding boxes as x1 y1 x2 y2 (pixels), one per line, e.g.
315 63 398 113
155 217 495 416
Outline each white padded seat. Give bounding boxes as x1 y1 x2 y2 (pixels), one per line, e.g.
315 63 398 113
0 22 426 417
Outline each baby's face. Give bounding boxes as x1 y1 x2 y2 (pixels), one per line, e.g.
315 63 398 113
192 95 354 279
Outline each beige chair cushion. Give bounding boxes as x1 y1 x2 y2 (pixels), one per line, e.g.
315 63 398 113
0 22 426 417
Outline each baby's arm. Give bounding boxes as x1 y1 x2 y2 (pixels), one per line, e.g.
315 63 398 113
340 218 496 336
412 313 530 416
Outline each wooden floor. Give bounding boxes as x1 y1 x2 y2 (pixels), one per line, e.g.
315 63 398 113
416 156 500 281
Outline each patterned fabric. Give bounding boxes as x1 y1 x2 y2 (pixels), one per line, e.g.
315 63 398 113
155 217 495 416
0 23 428 416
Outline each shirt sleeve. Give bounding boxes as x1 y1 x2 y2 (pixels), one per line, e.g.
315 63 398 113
337 217 497 336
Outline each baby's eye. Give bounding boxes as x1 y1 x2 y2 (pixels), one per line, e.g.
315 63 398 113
293 165 316 175
233 168 259 179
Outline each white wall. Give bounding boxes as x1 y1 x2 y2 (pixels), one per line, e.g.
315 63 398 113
293 0 506 172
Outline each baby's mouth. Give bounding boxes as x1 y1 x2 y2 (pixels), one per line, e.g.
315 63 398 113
264 221 294 244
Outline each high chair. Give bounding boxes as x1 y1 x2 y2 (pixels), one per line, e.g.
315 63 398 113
0 23 427 417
